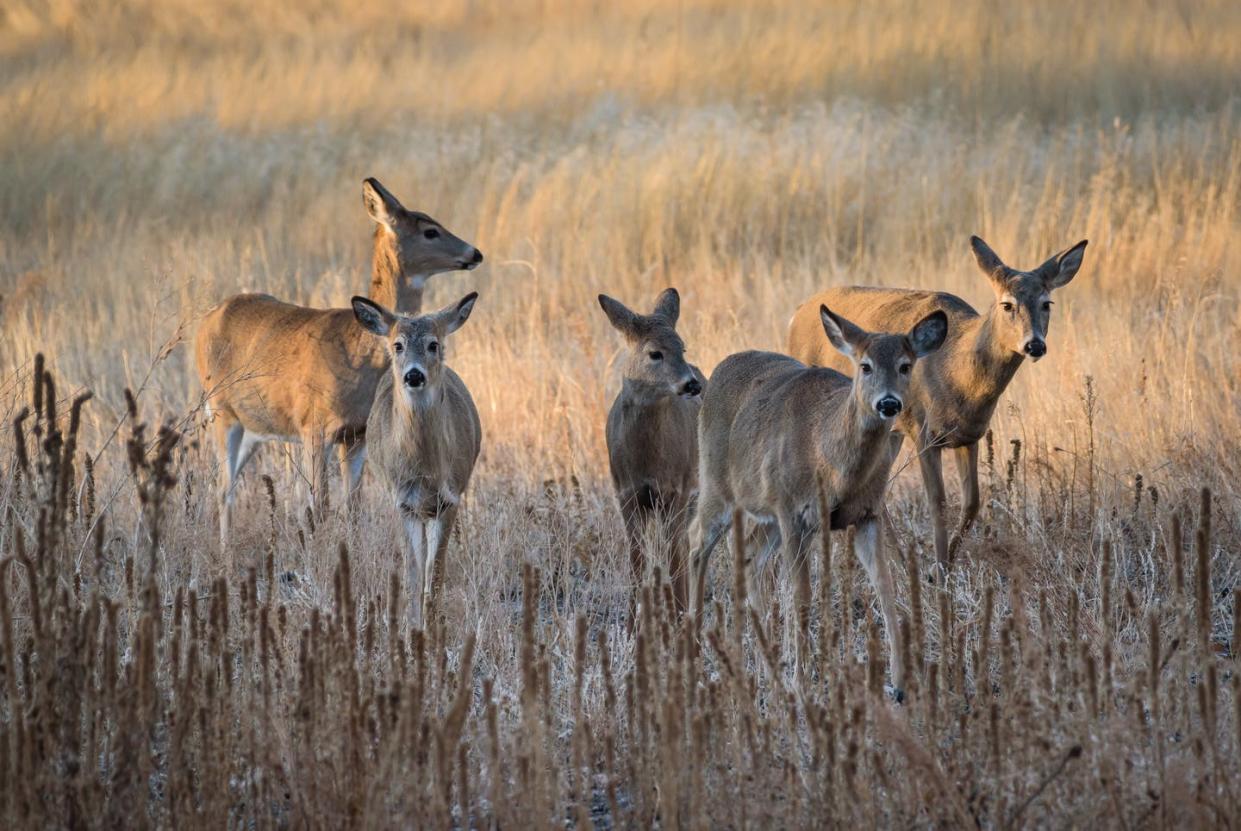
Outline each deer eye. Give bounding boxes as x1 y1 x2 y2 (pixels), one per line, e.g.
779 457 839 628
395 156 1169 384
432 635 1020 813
427 341 439 354
1042 301 1053 311
860 363 873 374
1001 301 1014 313
423 228 441 240
393 341 404 353
649 351 663 361
898 363 911 375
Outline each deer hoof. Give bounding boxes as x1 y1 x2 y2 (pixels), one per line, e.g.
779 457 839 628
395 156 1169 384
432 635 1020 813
886 684 906 705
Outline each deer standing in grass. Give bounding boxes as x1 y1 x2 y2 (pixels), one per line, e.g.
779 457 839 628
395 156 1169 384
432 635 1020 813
693 306 948 699
787 236 1087 568
195 178 483 541
351 292 481 628
600 288 705 618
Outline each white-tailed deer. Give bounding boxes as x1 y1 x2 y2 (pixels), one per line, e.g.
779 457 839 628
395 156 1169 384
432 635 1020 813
693 306 948 699
351 292 481 628
600 288 705 618
786 236 1087 567
195 178 482 541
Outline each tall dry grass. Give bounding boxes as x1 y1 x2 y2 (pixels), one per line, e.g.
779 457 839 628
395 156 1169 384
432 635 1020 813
0 0 1239 826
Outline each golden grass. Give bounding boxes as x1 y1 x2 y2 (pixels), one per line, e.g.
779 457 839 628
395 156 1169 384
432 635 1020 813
0 0 1239 825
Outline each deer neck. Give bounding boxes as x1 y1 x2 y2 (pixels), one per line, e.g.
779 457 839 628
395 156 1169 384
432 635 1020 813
390 381 447 455
370 228 428 314
954 310 1026 404
819 388 890 478
620 377 673 409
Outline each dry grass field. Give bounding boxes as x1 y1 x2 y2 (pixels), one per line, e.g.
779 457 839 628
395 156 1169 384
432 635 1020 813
1 0 1240 826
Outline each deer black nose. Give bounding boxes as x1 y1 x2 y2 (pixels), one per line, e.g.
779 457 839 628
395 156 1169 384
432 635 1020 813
470 249 484 264
1024 339 1046 358
404 368 426 389
877 397 902 418
682 378 702 397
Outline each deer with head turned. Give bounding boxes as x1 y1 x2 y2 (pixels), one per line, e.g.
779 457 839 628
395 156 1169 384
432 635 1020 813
195 178 483 542
599 288 705 619
786 236 1087 568
693 306 948 700
351 292 482 628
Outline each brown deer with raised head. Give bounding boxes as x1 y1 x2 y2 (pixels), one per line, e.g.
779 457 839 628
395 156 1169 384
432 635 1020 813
195 178 482 541
786 236 1086 567
599 288 705 618
693 306 948 699
351 292 481 628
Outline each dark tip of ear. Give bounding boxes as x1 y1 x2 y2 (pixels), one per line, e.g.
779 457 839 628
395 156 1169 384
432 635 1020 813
350 295 369 307
462 291 479 304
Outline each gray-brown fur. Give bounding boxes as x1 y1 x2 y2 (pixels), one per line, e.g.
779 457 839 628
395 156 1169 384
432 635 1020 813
694 306 948 697
195 177 482 541
600 288 704 616
353 293 482 627
786 236 1087 566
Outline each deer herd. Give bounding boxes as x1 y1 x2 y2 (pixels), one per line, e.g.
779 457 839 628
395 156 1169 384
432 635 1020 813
196 178 1088 696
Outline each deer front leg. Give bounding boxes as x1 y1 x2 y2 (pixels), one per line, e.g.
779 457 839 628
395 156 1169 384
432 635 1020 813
658 497 693 618
423 502 456 627
338 439 367 515
948 442 980 558
300 431 330 526
787 514 814 683
917 442 949 569
619 499 652 631
403 513 428 630
854 517 905 700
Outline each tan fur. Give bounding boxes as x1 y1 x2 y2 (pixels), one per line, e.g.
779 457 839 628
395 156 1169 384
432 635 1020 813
195 178 482 541
786 236 1087 566
600 288 704 617
354 293 482 627
694 306 948 697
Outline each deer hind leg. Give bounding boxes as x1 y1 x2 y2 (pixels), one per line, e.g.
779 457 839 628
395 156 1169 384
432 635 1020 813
917 443 950 570
690 490 731 619
403 513 428 630
948 443 980 559
854 517 905 700
212 419 244 543
338 438 367 514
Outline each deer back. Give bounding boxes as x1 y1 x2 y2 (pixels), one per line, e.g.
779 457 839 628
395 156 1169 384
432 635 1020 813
196 294 386 439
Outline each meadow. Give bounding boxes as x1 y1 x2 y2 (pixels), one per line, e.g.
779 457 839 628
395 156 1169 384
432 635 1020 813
1 0 1240 826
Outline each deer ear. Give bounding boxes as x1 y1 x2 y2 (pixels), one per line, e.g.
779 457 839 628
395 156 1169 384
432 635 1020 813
598 294 640 338
437 292 479 335
363 178 404 228
1043 239 1088 289
908 310 948 358
820 305 866 358
970 235 1012 293
352 296 395 336
652 288 680 326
